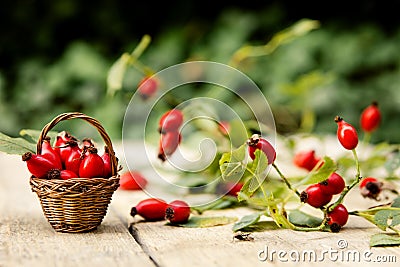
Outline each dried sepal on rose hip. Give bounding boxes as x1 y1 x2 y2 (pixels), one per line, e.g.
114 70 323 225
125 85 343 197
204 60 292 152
246 134 276 165
47 169 78 180
319 172 346 195
334 116 358 150
327 204 349 233
300 183 332 208
165 200 191 224
130 198 168 221
22 152 59 179
359 177 383 200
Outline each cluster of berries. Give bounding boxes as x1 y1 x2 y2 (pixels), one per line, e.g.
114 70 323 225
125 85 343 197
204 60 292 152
131 198 191 224
23 131 112 180
157 109 183 161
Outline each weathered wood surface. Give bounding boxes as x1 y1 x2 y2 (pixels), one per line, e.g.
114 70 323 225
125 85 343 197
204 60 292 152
1 141 400 267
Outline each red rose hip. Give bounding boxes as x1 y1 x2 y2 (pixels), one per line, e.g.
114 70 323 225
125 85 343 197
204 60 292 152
247 134 276 164
130 198 168 221
79 147 104 178
165 200 191 224
319 172 346 195
158 109 184 133
119 171 148 190
22 152 58 179
293 150 321 171
360 101 381 133
335 116 358 150
138 76 158 100
327 204 349 232
300 184 332 208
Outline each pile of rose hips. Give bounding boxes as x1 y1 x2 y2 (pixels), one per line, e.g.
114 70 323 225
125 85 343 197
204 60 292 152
130 198 191 224
22 131 113 180
157 109 183 161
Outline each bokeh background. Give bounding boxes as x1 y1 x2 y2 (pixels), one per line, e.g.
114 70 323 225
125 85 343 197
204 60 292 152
1 0 399 143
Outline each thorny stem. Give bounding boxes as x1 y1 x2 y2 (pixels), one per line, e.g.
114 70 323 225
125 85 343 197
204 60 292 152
272 163 301 198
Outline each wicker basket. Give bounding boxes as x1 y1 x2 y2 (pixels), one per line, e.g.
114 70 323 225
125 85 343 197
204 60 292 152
29 112 120 233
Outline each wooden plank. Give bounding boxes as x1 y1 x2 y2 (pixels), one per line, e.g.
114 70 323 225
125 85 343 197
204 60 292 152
0 154 154 267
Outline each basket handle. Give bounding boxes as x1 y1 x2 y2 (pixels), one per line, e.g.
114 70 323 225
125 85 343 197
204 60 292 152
36 112 119 177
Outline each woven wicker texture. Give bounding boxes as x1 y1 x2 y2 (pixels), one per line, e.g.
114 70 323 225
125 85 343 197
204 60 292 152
29 112 120 233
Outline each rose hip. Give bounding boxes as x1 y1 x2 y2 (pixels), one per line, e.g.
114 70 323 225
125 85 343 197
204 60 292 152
300 184 332 208
335 116 358 150
158 109 184 133
247 134 276 164
319 172 346 195
138 76 158 100
119 171 148 190
79 147 105 178
22 152 58 179
130 198 168 221
41 136 62 169
101 146 112 177
165 200 191 224
327 204 349 232
158 131 181 161
293 150 321 171
360 101 381 133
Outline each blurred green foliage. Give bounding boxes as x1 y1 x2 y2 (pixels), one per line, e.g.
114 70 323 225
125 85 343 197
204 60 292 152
0 6 399 143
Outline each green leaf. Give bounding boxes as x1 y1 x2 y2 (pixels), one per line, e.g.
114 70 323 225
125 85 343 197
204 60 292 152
171 216 237 228
19 129 58 144
237 150 269 201
0 132 36 155
370 234 400 247
374 210 400 230
295 156 336 186
238 221 279 232
232 213 262 232
391 197 400 208
288 210 323 228
219 144 246 181
106 54 129 96
385 150 400 175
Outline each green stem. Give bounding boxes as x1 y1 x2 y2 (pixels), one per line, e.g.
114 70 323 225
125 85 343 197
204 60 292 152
362 132 371 145
126 35 155 75
272 163 301 198
328 149 362 212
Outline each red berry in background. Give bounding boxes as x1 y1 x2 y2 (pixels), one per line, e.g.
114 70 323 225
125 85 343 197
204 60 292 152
226 182 244 196
158 131 182 161
101 146 113 177
300 184 332 208
119 171 148 190
334 116 358 150
138 76 158 100
319 172 346 195
158 109 184 133
22 152 58 179
218 121 230 136
41 136 62 170
79 147 105 178
130 198 168 221
64 147 82 175
360 101 381 133
359 177 383 200
293 150 321 171
165 200 191 224
327 204 349 232
247 134 276 164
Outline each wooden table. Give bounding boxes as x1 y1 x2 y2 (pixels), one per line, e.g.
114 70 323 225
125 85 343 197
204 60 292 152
1 142 399 267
